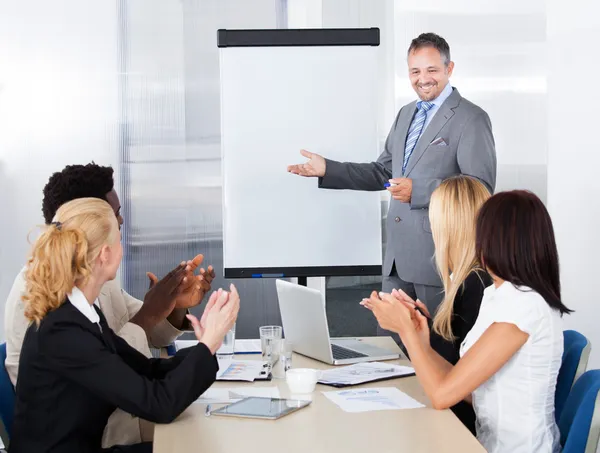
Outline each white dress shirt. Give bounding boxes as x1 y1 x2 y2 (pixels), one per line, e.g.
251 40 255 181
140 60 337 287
460 282 563 453
68 286 100 326
422 82 453 131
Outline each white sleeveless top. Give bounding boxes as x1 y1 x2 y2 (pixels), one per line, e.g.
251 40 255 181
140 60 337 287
460 282 563 453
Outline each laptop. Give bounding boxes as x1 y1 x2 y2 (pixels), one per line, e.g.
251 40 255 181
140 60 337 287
275 280 400 365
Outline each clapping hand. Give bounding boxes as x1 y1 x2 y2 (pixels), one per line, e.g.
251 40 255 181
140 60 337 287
361 289 429 345
147 254 216 310
131 263 188 332
186 284 240 355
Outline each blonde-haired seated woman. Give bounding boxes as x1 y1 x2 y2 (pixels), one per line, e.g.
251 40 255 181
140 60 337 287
10 198 239 453
423 176 492 432
375 176 491 433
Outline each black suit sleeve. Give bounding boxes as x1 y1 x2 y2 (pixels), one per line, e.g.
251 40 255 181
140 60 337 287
40 321 218 424
106 325 194 379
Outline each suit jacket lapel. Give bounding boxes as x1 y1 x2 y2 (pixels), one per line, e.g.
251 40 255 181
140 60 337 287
94 305 117 352
64 300 113 350
405 88 461 177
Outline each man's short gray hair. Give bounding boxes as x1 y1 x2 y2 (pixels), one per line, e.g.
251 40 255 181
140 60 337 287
407 33 451 66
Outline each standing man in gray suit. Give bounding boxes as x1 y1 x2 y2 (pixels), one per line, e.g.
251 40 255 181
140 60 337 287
288 33 496 325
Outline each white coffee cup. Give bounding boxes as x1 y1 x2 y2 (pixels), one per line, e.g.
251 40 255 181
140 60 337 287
286 368 321 394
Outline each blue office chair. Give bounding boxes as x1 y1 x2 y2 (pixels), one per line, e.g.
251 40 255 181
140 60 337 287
0 343 15 448
556 330 591 421
559 369 600 453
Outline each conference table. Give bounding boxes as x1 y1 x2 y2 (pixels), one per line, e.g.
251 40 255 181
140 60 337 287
154 337 485 453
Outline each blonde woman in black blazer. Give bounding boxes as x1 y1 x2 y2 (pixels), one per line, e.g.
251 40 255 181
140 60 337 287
364 175 491 434
11 198 238 453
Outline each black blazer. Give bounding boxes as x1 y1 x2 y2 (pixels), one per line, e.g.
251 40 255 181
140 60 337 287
10 301 218 453
429 269 492 435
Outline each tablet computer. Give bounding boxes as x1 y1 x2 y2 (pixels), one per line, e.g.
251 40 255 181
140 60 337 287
210 397 311 420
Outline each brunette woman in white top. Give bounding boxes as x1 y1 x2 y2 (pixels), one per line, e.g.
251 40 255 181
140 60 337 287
363 190 572 453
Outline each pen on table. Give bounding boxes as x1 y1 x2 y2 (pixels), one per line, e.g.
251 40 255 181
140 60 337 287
370 368 396 373
352 368 395 374
205 404 211 417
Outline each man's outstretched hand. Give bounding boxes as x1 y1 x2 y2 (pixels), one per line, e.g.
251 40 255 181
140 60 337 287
287 149 326 177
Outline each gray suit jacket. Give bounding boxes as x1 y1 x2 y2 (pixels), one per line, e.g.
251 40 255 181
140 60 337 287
319 88 496 286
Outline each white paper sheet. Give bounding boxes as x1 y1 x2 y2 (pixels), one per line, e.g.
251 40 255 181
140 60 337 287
174 340 198 351
175 339 262 354
318 362 415 386
323 387 424 413
234 339 262 353
195 387 281 404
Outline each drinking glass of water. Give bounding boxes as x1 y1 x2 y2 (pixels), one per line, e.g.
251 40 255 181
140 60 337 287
217 323 236 356
259 325 282 368
273 340 293 378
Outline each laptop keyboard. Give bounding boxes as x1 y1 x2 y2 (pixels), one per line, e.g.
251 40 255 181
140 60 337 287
331 343 368 360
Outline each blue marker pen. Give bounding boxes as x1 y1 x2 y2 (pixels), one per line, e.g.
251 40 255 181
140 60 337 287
384 182 398 188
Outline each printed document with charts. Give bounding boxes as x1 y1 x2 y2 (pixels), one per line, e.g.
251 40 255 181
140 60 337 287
324 387 424 413
216 357 270 382
318 362 415 387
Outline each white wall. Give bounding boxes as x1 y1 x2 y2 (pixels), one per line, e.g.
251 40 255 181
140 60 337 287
0 1 120 340
394 0 547 200
547 0 600 368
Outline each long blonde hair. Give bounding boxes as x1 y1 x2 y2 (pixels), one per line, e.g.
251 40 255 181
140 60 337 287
23 198 119 324
429 176 491 341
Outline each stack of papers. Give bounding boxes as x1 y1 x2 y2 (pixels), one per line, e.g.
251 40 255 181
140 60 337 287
318 362 415 387
195 387 280 404
323 387 424 413
216 358 270 382
175 339 262 354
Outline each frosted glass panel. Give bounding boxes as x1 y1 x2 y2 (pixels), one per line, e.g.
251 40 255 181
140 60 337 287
0 0 120 340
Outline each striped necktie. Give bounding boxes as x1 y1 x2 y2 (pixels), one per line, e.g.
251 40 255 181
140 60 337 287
402 100 434 175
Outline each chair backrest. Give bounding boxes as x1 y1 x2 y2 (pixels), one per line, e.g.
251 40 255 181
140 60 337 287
0 343 15 445
557 330 591 421
559 369 600 453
